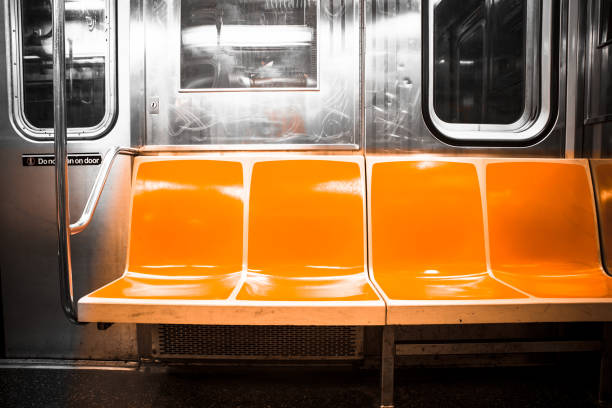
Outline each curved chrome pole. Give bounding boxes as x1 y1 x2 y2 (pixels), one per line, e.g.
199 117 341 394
53 0 79 324
70 146 139 235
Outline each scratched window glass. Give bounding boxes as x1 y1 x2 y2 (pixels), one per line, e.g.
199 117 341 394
20 0 109 129
433 0 526 124
180 0 318 89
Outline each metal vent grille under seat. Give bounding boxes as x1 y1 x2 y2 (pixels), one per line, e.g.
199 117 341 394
153 325 364 360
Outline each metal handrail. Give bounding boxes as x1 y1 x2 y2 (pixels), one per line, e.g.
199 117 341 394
56 142 136 324
70 146 139 235
53 0 76 324
53 2 138 323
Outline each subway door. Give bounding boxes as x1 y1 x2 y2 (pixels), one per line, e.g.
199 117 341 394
0 1 136 359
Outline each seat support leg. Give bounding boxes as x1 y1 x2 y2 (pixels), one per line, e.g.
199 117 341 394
381 326 396 408
600 323 612 407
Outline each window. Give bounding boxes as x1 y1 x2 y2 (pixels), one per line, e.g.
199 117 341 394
180 0 318 90
600 0 612 47
427 0 552 142
8 0 116 140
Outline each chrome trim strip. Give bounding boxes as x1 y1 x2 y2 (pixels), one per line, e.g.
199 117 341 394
586 114 612 125
138 144 360 152
396 340 602 356
565 0 580 158
130 0 146 147
0 359 139 371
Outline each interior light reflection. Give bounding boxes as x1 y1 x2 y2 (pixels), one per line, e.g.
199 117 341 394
182 25 314 48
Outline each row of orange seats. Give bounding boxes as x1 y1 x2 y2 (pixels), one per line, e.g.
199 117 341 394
77 156 612 325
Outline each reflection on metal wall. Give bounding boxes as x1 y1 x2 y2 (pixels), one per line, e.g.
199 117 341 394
365 0 425 152
587 0 612 123
365 0 565 156
145 0 359 148
584 0 612 158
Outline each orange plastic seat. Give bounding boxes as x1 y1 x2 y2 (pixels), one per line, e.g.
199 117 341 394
487 160 612 298
370 160 525 302
235 159 384 323
591 160 612 273
79 158 245 322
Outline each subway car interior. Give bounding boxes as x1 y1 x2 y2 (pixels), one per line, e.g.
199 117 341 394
1 0 612 407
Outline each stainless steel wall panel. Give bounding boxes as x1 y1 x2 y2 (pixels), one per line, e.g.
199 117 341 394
143 0 361 149
584 0 612 158
586 0 612 125
585 122 612 158
364 0 566 156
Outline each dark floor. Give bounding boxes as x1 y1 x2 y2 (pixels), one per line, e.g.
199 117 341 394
0 363 604 408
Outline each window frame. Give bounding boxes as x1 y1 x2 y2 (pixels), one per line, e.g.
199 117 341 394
425 0 553 142
6 0 117 141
